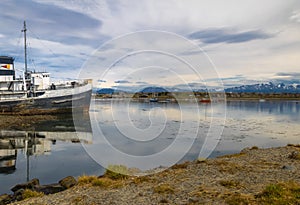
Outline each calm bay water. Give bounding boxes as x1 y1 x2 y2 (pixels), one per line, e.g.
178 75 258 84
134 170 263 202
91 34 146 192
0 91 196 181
0 99 299 194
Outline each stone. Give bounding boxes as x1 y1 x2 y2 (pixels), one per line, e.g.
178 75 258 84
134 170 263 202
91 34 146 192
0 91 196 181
288 151 300 160
59 176 77 189
240 147 251 153
282 165 294 170
188 197 199 203
160 198 169 203
34 183 65 195
11 178 39 192
0 194 12 205
13 189 24 201
197 158 206 163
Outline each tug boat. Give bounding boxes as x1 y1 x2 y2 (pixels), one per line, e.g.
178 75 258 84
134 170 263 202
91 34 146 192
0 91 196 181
0 22 92 114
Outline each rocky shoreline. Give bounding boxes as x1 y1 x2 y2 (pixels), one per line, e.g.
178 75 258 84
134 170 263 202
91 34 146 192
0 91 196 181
0 115 59 130
0 144 299 204
0 176 77 204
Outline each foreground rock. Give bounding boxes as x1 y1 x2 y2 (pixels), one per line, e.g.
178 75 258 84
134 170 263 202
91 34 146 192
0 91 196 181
34 184 65 195
1 176 77 204
59 176 77 189
9 145 300 205
0 194 11 205
11 179 40 193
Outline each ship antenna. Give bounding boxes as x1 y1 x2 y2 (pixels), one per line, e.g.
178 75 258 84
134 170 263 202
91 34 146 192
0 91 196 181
21 21 28 76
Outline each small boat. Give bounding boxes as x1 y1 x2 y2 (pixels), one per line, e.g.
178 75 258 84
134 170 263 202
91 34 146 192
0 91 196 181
149 98 158 102
0 21 92 114
158 99 170 103
199 98 211 103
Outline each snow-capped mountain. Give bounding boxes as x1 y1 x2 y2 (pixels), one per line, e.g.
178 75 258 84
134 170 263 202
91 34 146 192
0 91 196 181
225 82 300 93
95 82 300 94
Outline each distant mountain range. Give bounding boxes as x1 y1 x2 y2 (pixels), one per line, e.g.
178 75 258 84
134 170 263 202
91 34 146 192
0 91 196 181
96 88 115 94
95 82 300 94
140 87 168 93
225 82 300 93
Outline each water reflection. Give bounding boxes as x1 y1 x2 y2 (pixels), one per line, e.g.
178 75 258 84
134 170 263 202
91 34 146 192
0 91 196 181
86 100 300 169
0 130 92 175
1 99 299 194
226 100 300 120
0 113 103 195
85 99 215 170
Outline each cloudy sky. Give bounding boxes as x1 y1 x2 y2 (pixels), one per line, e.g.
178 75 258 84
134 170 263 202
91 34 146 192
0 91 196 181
1 0 300 90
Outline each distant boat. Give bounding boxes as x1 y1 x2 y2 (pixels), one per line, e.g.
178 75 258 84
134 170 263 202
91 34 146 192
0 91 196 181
158 99 170 103
149 98 158 102
259 99 266 102
0 21 92 114
199 98 211 103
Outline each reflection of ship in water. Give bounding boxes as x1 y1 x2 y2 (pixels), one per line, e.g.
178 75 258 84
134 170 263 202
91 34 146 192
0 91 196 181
0 142 17 174
0 114 92 175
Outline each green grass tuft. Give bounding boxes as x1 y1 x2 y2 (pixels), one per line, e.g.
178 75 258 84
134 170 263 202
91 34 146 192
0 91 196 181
22 189 44 199
256 181 300 204
104 165 129 180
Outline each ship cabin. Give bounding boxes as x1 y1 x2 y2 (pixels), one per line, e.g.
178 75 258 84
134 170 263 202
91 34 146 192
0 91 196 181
29 72 51 91
0 56 51 99
0 56 18 90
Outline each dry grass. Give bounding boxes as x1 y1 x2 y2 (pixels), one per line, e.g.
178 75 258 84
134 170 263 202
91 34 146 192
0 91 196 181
78 174 124 188
132 176 155 184
71 195 88 204
249 161 280 169
78 175 98 184
153 184 175 194
92 178 124 188
210 160 243 174
171 161 190 169
250 146 259 150
218 152 246 159
224 193 253 205
22 189 44 199
219 180 241 188
189 185 221 199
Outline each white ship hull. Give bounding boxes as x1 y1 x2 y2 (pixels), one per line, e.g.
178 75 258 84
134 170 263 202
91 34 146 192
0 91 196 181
0 83 92 115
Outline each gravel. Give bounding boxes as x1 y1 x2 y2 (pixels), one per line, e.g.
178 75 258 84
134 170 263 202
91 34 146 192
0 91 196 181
10 145 300 205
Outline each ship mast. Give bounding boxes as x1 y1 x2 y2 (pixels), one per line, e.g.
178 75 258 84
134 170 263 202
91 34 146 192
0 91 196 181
21 21 28 75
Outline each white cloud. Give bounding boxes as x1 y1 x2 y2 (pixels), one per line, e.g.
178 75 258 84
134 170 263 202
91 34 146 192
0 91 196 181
31 0 297 36
2 0 300 85
290 10 300 23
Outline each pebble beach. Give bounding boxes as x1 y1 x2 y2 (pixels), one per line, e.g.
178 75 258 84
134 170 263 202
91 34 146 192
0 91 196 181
6 145 300 205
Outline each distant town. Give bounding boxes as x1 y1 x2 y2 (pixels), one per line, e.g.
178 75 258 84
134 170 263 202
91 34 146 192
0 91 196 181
94 82 300 101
